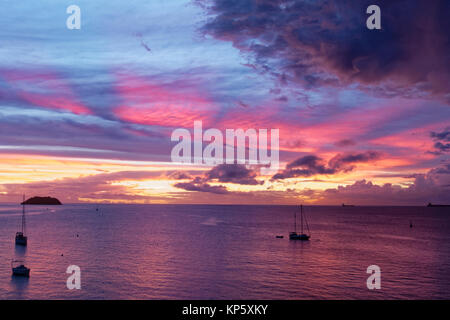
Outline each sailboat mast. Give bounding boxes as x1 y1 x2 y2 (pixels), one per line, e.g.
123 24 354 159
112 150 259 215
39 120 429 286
294 209 297 232
22 194 26 234
300 205 304 234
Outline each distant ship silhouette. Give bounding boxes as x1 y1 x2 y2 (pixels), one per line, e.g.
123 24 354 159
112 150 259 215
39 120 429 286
427 203 450 207
342 203 355 207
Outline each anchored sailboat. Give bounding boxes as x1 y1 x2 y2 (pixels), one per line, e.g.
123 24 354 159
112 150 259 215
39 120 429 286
289 205 311 241
15 195 27 246
11 259 30 277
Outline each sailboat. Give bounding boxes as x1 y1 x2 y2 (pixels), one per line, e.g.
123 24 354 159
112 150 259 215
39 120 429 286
15 195 27 246
289 205 310 241
11 259 30 277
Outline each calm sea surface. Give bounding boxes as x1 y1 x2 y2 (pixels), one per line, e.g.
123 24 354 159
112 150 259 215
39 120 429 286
0 204 449 299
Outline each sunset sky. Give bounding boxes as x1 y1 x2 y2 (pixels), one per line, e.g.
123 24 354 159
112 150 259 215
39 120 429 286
0 0 448 205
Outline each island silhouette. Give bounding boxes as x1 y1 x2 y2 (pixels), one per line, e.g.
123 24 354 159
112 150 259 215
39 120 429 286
21 196 62 205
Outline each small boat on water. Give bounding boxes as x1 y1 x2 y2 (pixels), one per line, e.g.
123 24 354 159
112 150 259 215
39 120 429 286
15 195 27 246
342 203 355 207
289 205 311 241
11 260 30 277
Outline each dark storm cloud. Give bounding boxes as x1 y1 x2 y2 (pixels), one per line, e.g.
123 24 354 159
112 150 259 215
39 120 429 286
328 151 381 170
430 128 450 154
167 171 193 180
173 164 262 194
272 151 381 179
174 177 230 194
434 142 450 153
200 0 450 96
432 164 450 175
206 163 262 185
285 155 335 175
335 139 356 147
431 129 450 141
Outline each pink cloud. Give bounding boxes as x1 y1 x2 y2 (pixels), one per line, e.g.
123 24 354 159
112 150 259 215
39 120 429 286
113 74 217 128
1 69 91 115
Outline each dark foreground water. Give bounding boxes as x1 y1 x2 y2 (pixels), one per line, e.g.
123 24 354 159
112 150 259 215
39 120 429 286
0 204 449 299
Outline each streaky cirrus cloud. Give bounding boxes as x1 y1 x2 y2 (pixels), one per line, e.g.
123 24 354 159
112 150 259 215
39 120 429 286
113 73 218 128
0 169 206 203
0 170 162 203
0 68 92 115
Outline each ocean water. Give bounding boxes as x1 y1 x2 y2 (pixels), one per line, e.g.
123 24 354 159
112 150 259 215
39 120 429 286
0 204 449 299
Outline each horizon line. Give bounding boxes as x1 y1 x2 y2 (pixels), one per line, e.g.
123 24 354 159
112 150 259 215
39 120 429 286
0 202 443 207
